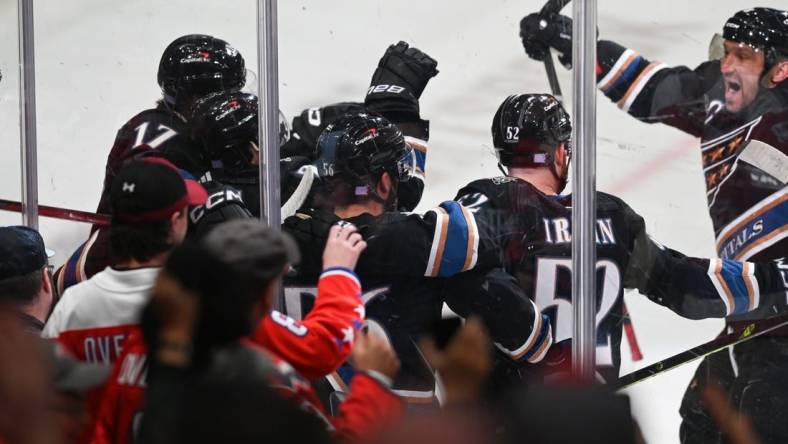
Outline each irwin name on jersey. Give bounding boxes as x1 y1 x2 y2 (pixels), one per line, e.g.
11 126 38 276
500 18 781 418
542 217 617 245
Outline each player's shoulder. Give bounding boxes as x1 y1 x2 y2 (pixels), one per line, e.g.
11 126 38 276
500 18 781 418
455 176 541 213
456 176 519 197
594 192 645 230
750 102 788 150
119 106 187 131
284 102 366 159
294 102 365 129
595 191 632 211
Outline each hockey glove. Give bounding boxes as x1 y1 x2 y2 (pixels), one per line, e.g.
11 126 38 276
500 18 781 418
365 41 439 118
520 12 574 69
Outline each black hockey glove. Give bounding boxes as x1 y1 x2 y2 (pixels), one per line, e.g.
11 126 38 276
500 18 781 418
365 41 439 118
520 12 574 69
187 182 252 239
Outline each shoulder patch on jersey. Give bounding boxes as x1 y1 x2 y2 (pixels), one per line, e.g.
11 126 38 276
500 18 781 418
491 176 517 185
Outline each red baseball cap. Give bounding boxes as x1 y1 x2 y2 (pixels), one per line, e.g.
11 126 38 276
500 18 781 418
110 157 208 224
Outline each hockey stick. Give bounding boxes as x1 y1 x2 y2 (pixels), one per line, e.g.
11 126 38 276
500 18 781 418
539 0 571 101
537 0 647 364
0 198 110 226
622 305 643 362
612 312 788 391
280 166 316 220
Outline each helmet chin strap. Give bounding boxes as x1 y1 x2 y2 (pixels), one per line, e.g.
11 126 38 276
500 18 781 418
549 155 570 194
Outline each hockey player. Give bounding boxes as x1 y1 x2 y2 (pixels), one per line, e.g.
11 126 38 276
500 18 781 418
98 34 245 216
519 7 788 441
53 34 247 292
453 93 788 384
281 41 437 214
284 112 552 408
188 91 269 217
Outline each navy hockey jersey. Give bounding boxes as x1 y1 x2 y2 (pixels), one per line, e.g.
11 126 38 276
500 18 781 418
594 40 788 263
456 176 788 382
282 204 552 407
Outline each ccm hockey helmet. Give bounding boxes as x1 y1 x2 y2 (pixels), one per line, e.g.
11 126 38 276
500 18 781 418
492 93 571 168
723 8 788 68
314 113 408 183
190 91 258 171
158 34 246 106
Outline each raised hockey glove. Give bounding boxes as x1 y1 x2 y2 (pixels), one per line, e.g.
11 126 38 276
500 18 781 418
520 12 574 69
365 41 439 118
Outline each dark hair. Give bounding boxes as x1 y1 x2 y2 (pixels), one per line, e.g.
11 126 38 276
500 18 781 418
0 269 43 305
154 242 272 357
109 218 174 263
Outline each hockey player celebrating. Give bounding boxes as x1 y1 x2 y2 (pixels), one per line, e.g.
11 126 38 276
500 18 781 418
98 34 246 215
281 41 437 214
284 112 553 408
453 93 788 385
519 7 787 442
188 91 266 216
53 35 247 292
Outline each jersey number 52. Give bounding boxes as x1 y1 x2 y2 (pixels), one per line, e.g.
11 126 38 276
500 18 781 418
534 257 622 366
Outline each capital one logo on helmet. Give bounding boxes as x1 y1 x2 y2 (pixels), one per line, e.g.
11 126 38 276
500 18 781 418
354 128 379 146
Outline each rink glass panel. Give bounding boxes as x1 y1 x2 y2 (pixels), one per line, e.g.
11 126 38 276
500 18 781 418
590 1 788 443
17 1 786 443
30 0 256 264
1 1 22 227
283 1 788 442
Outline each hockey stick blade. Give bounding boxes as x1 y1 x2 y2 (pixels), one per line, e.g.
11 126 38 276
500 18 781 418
612 312 788 391
0 198 110 226
538 0 571 100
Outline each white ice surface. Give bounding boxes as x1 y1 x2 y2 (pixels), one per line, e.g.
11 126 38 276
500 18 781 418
2 1 785 442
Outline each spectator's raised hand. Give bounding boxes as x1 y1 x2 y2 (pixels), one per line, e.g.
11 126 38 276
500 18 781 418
420 317 492 405
351 331 400 382
322 223 367 271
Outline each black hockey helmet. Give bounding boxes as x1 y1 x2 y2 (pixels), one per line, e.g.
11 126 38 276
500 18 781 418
314 113 408 183
158 34 246 106
190 91 258 171
723 8 788 68
492 93 571 168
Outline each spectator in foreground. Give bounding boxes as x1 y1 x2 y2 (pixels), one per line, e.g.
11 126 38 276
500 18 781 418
138 221 404 443
93 218 379 443
43 157 207 363
0 226 55 333
41 157 206 443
